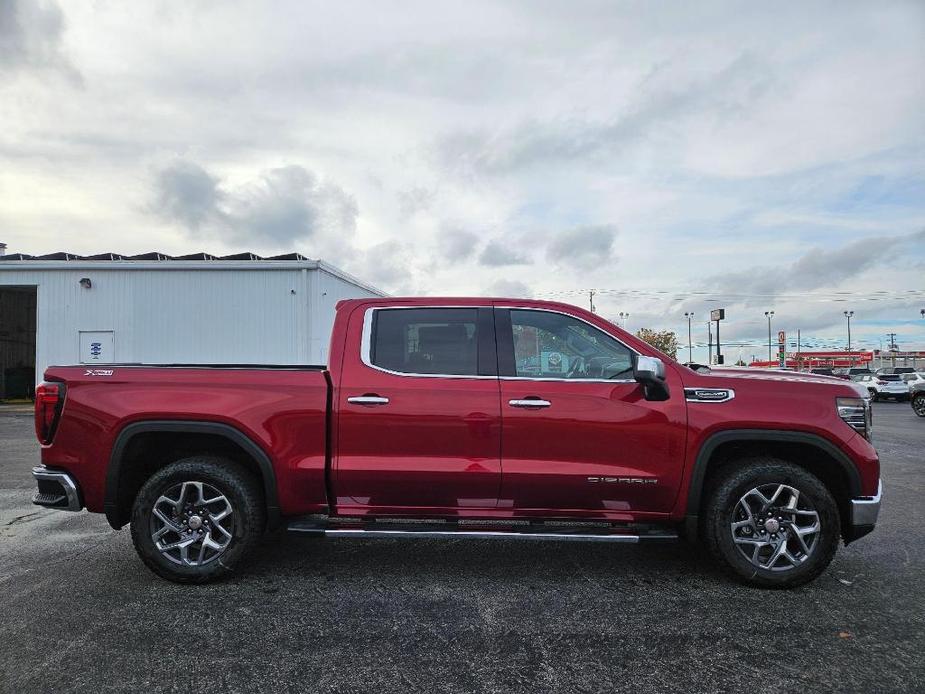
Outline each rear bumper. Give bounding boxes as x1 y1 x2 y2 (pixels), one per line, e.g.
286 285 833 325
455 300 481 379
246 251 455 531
876 389 907 397
845 478 882 543
32 466 83 512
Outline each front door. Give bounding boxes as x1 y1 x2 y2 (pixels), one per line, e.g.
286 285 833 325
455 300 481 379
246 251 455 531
334 305 502 514
495 307 687 518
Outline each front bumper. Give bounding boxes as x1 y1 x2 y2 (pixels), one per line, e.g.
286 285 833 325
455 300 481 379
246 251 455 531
846 478 882 543
32 466 83 512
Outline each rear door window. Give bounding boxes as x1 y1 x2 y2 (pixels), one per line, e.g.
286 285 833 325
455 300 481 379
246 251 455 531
369 308 493 376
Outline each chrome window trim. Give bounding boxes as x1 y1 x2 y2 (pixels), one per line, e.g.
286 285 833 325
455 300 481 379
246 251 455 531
499 375 637 384
360 304 643 383
360 304 639 384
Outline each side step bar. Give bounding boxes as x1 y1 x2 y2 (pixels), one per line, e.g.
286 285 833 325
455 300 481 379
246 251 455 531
287 518 678 543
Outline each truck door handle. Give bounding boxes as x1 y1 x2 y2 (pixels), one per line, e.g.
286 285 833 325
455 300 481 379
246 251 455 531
347 395 390 406
508 398 551 408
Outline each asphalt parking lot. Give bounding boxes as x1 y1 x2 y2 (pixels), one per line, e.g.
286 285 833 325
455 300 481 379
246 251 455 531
1 403 923 694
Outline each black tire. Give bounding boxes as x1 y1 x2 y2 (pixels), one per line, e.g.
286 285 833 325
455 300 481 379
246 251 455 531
703 459 840 588
913 393 925 417
868 389 878 402
130 456 266 583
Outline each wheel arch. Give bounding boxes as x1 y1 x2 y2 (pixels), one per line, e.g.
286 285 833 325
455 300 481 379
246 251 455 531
684 429 862 541
105 420 281 531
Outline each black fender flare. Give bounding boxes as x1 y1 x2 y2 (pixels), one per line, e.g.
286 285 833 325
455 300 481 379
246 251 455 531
683 429 862 537
104 420 281 530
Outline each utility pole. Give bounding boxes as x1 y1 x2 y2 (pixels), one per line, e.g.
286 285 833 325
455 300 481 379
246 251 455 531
797 329 801 372
844 310 853 357
684 312 694 363
706 322 713 363
588 290 596 313
764 310 774 364
887 332 898 369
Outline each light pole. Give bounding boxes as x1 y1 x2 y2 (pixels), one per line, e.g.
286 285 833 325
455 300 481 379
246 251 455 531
619 312 630 330
684 312 694 363
764 310 774 364
844 311 854 356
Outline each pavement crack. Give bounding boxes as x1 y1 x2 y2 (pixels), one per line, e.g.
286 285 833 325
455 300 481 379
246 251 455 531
5 511 44 526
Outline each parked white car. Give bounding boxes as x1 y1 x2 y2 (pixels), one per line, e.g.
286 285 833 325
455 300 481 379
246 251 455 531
901 372 925 392
854 373 910 401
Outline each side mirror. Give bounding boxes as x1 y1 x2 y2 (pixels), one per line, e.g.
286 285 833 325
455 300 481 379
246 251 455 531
633 355 670 401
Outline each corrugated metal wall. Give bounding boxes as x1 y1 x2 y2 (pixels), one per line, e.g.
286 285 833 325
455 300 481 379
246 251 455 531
0 266 379 383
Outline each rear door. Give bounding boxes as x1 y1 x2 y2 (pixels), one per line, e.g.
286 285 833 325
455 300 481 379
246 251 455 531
495 306 688 517
333 305 502 513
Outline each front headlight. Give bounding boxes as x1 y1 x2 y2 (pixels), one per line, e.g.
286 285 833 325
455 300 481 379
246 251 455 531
837 397 871 440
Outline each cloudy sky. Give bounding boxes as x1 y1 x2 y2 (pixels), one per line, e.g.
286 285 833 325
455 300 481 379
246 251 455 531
2 0 924 362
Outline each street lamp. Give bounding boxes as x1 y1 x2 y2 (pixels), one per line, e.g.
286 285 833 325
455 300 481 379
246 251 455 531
844 311 854 354
684 312 694 363
764 311 775 364
619 312 630 330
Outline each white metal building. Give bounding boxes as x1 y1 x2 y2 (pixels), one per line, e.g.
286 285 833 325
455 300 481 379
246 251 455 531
0 248 383 397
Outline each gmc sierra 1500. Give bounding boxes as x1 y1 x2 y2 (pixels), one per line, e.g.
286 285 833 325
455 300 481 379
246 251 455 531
32 298 881 587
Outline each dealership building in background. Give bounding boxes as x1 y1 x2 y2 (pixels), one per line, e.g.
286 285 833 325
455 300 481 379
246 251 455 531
0 244 382 398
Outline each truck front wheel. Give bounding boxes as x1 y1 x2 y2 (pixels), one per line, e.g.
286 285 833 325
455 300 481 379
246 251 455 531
703 459 840 588
130 456 266 583
913 393 925 417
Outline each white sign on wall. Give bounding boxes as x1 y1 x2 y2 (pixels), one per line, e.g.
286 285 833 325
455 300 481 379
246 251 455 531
79 331 114 364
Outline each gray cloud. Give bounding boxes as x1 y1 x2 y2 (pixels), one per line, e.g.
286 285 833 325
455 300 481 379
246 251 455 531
438 228 479 261
546 224 617 270
0 0 81 83
152 160 358 247
437 52 776 176
397 187 436 217
486 279 531 298
710 228 925 300
154 160 221 231
478 240 530 267
351 240 411 289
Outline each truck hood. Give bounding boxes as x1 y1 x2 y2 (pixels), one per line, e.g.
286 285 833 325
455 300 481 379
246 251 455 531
694 367 868 397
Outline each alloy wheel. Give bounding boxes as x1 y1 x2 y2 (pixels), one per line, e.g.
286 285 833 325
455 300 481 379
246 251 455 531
913 395 925 417
150 481 234 566
730 483 820 572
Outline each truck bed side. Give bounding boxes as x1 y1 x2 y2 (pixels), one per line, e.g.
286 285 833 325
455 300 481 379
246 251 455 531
42 365 330 525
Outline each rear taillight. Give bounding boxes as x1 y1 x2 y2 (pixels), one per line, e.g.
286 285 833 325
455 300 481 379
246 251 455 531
34 382 65 445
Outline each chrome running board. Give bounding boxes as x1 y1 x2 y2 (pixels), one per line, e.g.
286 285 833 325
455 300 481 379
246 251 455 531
286 518 678 543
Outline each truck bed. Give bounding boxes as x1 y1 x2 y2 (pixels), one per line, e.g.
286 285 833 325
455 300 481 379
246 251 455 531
42 364 332 523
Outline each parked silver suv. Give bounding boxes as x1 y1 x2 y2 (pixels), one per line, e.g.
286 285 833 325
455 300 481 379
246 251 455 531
911 380 925 417
854 373 909 402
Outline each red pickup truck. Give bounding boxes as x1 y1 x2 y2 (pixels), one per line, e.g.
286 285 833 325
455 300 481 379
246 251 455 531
32 297 881 587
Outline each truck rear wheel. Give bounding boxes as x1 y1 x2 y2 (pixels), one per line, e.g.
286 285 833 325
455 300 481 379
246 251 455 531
703 459 840 588
130 456 266 583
